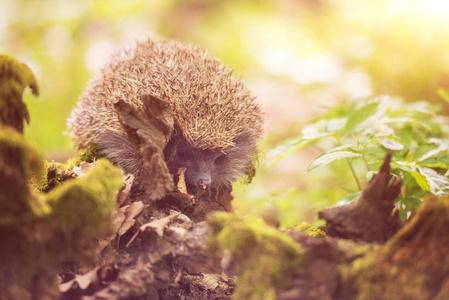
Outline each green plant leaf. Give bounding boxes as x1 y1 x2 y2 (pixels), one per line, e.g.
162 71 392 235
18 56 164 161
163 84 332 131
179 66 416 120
392 162 430 192
409 171 430 192
324 144 360 152
363 146 387 165
266 135 318 166
398 206 409 221
417 167 449 195
345 97 383 133
335 191 361 205
380 117 431 131
308 150 362 171
366 171 376 181
321 118 347 134
397 195 422 221
357 135 376 148
425 162 449 169
376 135 404 150
416 140 449 162
266 119 341 166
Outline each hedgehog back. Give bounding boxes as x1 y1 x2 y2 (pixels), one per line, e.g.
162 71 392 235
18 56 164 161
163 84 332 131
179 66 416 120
68 39 263 154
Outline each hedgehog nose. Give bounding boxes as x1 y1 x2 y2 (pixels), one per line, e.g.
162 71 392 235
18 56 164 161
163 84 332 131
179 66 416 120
198 177 211 190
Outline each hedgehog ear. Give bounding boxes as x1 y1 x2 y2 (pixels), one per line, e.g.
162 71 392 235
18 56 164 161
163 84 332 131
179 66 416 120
215 130 258 185
233 130 256 149
227 130 257 164
236 131 259 182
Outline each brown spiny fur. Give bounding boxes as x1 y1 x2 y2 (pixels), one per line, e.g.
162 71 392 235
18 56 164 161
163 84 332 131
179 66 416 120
68 38 264 191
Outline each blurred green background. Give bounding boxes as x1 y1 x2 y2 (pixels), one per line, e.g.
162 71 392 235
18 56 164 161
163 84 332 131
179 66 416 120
2 0 449 226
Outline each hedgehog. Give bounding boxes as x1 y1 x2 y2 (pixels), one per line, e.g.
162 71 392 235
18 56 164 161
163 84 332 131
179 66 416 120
68 38 264 194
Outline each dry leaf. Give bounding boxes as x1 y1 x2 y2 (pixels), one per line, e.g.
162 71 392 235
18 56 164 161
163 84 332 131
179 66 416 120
142 213 181 237
118 201 145 236
170 191 195 205
72 161 95 177
126 213 181 247
59 264 118 297
221 270 229 282
176 167 188 194
59 267 99 293
98 201 145 251
116 174 134 206
111 207 127 234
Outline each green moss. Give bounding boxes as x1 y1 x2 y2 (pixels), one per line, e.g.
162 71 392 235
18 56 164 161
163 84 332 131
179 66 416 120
66 146 99 170
0 55 123 299
293 222 327 238
45 159 123 238
0 55 39 93
1 158 123 299
34 146 100 193
33 161 66 193
240 149 261 185
0 126 45 225
208 212 305 300
0 55 39 132
337 196 449 300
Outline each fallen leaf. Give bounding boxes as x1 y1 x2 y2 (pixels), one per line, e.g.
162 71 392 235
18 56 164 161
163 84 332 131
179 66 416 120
116 174 134 206
59 264 119 297
176 167 188 194
221 270 229 282
170 191 196 205
59 267 99 293
142 213 181 237
118 201 145 236
72 161 95 177
126 213 181 247
98 201 145 251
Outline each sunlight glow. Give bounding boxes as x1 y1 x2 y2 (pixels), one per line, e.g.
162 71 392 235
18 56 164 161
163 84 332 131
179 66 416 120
416 0 449 18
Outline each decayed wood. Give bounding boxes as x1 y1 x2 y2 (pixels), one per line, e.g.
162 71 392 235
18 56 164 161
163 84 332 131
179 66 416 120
318 151 402 243
279 152 449 300
49 137 445 300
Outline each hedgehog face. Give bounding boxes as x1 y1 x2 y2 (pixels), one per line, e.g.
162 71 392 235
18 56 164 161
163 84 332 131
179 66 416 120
175 148 219 192
164 130 257 194
164 137 220 193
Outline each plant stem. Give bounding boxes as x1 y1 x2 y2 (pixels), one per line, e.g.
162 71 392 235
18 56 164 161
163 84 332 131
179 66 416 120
346 158 362 191
336 136 362 191
361 153 371 171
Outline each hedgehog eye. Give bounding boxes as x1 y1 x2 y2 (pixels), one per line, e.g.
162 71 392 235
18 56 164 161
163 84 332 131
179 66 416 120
179 152 190 161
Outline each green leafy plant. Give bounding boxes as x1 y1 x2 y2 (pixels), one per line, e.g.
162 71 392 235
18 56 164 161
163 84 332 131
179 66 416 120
268 94 449 220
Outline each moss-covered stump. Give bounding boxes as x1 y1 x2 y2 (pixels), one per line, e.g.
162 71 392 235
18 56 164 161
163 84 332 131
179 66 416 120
0 54 126 300
319 152 402 243
0 126 44 225
0 55 38 133
336 196 449 300
33 147 100 194
0 155 123 300
208 213 306 300
264 195 449 300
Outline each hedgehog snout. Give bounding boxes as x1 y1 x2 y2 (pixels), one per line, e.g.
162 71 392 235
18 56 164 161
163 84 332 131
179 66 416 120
184 167 212 193
198 177 211 190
